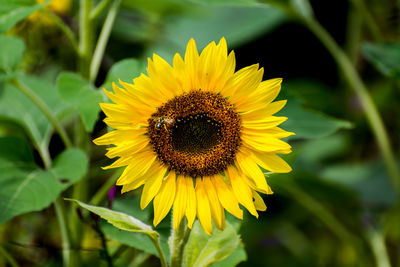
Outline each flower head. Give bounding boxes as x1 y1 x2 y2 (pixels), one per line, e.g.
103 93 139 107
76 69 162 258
94 38 294 235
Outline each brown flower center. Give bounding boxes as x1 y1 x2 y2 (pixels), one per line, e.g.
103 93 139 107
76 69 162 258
147 90 241 177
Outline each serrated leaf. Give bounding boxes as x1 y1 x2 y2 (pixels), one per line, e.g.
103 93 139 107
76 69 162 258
67 199 155 234
0 137 88 224
0 0 46 33
362 42 400 78
102 58 145 89
57 72 102 132
279 95 352 139
0 75 73 151
0 35 24 73
183 221 241 267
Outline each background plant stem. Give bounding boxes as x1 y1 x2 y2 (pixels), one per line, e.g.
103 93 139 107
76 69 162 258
89 0 121 83
299 15 400 193
367 229 392 267
79 0 93 78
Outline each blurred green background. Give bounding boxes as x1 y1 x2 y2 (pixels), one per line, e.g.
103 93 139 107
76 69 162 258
0 0 399 266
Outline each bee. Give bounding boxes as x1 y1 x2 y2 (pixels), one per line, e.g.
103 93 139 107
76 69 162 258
154 116 175 131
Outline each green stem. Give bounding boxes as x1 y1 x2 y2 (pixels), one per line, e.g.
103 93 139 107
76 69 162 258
11 79 72 149
55 197 72 267
41 10 80 55
366 229 392 267
299 14 400 193
280 181 362 247
90 0 112 20
79 0 93 78
151 237 168 267
89 171 120 206
36 134 72 267
0 246 19 267
170 218 191 267
350 0 382 42
89 0 121 83
344 3 362 63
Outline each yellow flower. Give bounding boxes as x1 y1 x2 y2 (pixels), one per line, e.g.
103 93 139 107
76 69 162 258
94 38 294 235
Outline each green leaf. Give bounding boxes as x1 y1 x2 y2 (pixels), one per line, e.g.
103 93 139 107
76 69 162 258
183 221 241 267
279 95 353 139
211 245 247 267
51 149 88 183
0 137 88 224
67 199 155 235
362 42 400 78
68 199 170 259
0 35 24 73
320 160 396 206
144 5 287 62
57 72 102 132
0 0 46 33
0 74 73 151
102 58 145 89
102 222 170 260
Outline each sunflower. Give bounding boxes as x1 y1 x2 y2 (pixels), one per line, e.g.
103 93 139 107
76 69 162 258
94 38 293 235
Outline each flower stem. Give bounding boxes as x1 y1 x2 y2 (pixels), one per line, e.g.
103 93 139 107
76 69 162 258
89 0 121 83
349 0 382 42
366 228 392 267
11 78 72 149
280 181 362 247
170 218 191 267
299 14 400 193
90 0 112 20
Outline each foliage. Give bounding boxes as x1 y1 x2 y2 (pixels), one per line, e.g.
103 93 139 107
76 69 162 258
0 0 399 266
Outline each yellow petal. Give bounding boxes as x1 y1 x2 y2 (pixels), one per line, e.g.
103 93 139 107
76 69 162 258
242 116 288 130
105 136 148 158
243 135 292 153
203 176 225 230
173 175 188 230
241 100 287 121
120 162 163 193
213 175 243 219
252 190 267 211
185 178 196 229
153 171 176 226
93 128 146 146
249 150 292 173
195 178 213 235
235 153 270 194
184 38 200 90
221 64 261 99
116 150 157 184
140 166 167 209
225 165 258 217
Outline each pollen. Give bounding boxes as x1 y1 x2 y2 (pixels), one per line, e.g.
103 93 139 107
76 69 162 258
148 90 241 177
